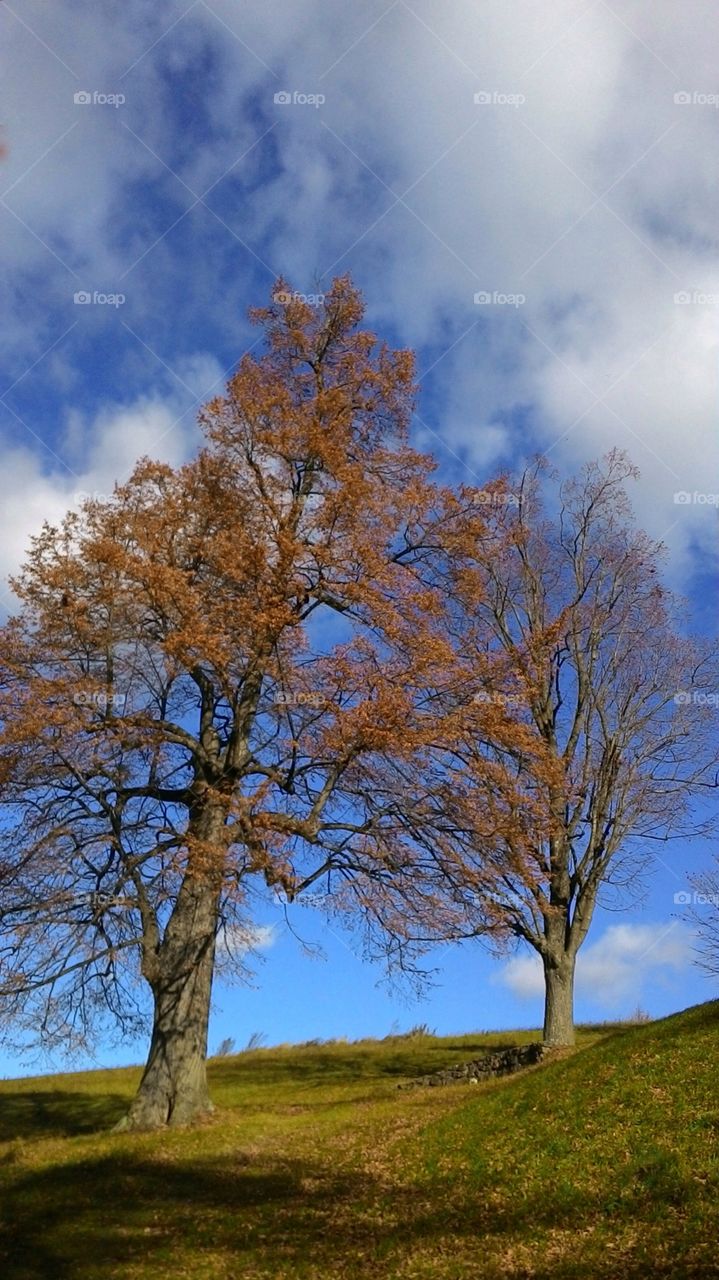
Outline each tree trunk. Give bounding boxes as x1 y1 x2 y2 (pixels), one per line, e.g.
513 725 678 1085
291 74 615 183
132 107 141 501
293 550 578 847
116 806 225 1131
542 953 576 1046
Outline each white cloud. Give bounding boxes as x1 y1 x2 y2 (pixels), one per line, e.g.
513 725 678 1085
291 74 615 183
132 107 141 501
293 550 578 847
2 0 719 587
217 923 277 958
219 0 719 563
499 951 546 1001
499 921 694 1010
579 922 693 1004
0 353 222 596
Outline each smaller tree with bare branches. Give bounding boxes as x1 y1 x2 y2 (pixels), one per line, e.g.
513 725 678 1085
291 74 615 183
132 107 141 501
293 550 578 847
683 860 719 980
430 452 718 1044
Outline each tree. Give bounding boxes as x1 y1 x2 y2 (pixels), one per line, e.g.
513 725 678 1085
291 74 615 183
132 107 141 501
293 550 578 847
0 277 457 1128
683 860 719 978
432 453 718 1044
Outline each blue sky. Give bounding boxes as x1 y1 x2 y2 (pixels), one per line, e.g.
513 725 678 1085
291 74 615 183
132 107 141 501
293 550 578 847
0 0 717 1075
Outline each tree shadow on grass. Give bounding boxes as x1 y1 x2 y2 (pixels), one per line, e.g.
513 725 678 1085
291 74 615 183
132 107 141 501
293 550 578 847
0 1091 129 1142
0 1143 713 1280
0 1150 368 1280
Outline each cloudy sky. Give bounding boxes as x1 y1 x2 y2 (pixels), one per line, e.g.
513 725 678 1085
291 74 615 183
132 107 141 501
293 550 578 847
0 0 717 1068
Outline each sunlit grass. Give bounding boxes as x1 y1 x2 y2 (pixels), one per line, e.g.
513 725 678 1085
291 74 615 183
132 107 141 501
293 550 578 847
0 1009 716 1278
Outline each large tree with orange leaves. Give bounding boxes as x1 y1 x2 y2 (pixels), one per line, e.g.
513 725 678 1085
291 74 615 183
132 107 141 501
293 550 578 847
430 453 718 1044
0 278 470 1129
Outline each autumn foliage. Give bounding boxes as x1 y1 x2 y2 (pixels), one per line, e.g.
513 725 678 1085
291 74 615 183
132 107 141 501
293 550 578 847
0 278 487 1126
0 278 715 1127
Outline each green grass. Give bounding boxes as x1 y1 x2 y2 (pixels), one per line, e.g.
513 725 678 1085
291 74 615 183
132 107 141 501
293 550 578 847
0 1009 717 1278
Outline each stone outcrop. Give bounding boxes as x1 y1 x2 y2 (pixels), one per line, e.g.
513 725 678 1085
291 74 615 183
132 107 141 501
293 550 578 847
399 1041 546 1089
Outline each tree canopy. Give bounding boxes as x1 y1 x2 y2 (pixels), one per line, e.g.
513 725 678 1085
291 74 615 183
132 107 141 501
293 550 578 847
0 277 715 1125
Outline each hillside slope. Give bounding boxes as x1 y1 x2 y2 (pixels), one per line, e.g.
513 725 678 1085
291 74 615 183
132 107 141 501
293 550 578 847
408 1000 719 1277
0 1008 717 1278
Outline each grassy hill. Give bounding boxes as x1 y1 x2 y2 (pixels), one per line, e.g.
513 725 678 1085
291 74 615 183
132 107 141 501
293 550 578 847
0 1007 717 1278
